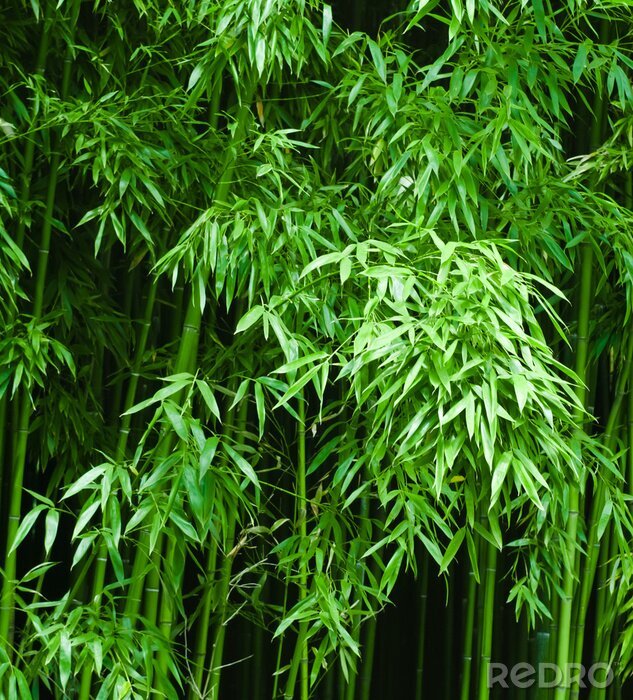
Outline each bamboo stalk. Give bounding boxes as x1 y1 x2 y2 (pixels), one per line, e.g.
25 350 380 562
123 76 255 637
477 540 497 700
460 558 478 700
189 483 219 698
78 282 157 700
0 0 80 653
554 239 593 700
0 4 52 518
283 385 309 700
446 587 456 700
572 340 633 693
272 580 290 700
359 613 377 700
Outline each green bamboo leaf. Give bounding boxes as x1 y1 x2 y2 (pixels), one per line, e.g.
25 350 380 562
105 533 124 583
169 511 199 542
256 37 266 76
229 378 250 410
197 380 221 421
63 465 107 500
143 179 164 208
188 63 204 91
44 509 59 556
199 436 220 481
164 402 188 441
21 561 57 583
490 451 512 510
121 379 190 416
8 505 46 555
272 353 328 375
340 256 352 284
513 374 530 413
440 395 468 425
300 251 345 279
59 631 71 691
573 42 589 83
124 502 153 535
466 530 480 583
72 500 100 541
514 459 543 510
322 4 332 45
465 391 476 439
235 305 264 334
224 444 260 489
71 534 96 569
255 381 266 438
13 670 29 699
380 547 404 594
367 39 387 83
487 511 503 550
532 0 546 39
597 498 613 541
440 527 465 573
273 365 320 409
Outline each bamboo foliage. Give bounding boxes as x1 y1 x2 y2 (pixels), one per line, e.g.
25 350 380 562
1 1 633 698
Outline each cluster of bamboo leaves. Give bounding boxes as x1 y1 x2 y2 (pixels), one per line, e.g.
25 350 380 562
1 0 633 698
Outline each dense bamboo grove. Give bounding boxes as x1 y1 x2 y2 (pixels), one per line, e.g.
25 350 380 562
1 0 633 698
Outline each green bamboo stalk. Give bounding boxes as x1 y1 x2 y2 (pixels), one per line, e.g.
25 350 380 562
123 77 256 634
284 626 310 700
188 483 219 699
324 663 335 700
588 417 631 700
108 268 138 424
590 531 614 700
517 614 529 700
0 1 80 653
0 5 52 517
477 541 498 700
297 391 309 700
572 341 633 686
629 382 633 507
359 613 377 700
272 580 290 700
188 384 248 699
444 587 455 700
472 508 488 696
460 559 478 700
283 386 309 700
206 508 239 700
252 610 265 700
345 449 369 700
549 593 560 700
15 9 52 251
78 282 157 700
564 23 613 699
554 238 593 700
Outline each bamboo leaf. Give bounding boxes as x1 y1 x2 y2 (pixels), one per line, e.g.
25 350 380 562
368 39 386 83
59 631 71 691
164 402 188 441
199 436 220 481
440 527 466 573
322 4 332 46
62 465 107 500
490 451 512 510
235 306 264 334
197 380 222 421
9 505 46 555
44 509 59 556
224 444 260 489
255 381 266 438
